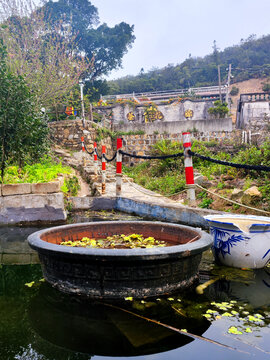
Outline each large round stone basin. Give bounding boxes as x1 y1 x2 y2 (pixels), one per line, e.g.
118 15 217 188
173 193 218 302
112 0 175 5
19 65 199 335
28 221 212 299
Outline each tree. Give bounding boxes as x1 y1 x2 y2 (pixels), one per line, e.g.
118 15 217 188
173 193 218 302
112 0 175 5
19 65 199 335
230 86 239 96
0 8 92 109
108 34 270 94
208 100 229 118
262 83 270 93
0 40 49 181
42 0 135 79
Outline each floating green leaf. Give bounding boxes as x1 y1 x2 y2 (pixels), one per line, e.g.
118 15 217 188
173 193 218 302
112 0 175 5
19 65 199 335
203 314 211 318
228 326 243 335
222 312 233 317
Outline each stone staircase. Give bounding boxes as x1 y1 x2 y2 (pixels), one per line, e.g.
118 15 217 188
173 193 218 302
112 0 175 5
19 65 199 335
53 146 132 197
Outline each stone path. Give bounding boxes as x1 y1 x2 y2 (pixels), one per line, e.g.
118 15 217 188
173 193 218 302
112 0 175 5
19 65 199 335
53 146 184 207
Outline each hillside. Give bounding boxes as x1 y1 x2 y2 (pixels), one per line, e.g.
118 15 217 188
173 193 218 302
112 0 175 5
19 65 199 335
107 34 270 95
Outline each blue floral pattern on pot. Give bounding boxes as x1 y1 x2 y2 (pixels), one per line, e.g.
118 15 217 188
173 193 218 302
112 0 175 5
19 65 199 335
211 228 250 259
204 214 270 269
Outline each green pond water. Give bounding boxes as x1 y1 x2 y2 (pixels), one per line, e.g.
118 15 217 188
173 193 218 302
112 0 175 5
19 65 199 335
0 211 270 360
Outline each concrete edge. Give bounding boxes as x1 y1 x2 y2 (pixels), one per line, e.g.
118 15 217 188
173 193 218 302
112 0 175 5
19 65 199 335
70 195 223 228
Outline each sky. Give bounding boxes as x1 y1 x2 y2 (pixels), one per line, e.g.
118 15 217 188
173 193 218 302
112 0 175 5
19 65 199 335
91 0 270 80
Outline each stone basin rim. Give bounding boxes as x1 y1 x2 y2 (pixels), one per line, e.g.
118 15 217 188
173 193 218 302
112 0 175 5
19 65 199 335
28 220 212 260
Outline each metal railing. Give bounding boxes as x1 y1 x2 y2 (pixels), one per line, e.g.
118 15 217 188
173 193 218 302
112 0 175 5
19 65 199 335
102 85 227 101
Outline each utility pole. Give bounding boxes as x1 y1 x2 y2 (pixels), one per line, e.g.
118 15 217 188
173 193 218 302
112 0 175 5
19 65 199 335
218 65 222 103
79 79 86 127
225 64 232 105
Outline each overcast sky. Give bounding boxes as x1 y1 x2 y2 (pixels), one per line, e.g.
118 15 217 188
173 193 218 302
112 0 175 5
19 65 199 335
91 0 270 80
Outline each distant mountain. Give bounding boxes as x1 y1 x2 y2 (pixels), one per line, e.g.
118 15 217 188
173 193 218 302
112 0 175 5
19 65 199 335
107 34 270 95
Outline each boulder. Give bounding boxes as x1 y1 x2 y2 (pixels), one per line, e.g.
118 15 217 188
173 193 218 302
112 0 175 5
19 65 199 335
231 188 244 200
242 186 262 205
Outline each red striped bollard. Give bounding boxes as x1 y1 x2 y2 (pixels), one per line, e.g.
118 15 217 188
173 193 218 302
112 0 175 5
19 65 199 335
182 132 196 205
101 145 106 194
94 142 98 177
116 138 122 196
81 136 86 167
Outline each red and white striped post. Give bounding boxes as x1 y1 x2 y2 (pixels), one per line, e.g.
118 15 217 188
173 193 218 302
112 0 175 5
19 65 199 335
81 136 86 167
94 142 98 177
101 145 106 194
182 132 196 205
116 138 123 196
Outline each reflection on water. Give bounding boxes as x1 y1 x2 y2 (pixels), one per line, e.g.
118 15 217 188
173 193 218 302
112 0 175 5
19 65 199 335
0 264 270 360
212 268 270 308
0 226 42 264
29 284 210 357
0 211 270 359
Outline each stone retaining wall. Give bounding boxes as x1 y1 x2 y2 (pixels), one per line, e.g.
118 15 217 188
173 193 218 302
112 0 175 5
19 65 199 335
0 181 66 224
49 119 114 156
115 118 232 134
121 131 241 164
110 99 221 124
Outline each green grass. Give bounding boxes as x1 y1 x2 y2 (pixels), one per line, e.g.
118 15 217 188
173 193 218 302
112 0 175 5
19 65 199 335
3 157 72 184
122 139 270 207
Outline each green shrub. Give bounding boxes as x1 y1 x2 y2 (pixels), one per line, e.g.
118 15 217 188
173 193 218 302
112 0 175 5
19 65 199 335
262 83 270 93
198 198 213 208
3 157 72 184
208 100 229 118
61 176 80 196
230 86 239 96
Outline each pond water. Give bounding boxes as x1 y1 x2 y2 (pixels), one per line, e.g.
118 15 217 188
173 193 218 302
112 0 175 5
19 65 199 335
0 211 270 360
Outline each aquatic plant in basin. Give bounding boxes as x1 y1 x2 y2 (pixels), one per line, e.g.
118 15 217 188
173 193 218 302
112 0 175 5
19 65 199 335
28 221 212 299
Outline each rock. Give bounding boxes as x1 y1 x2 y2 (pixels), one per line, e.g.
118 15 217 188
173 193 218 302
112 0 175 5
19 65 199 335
244 186 262 197
242 186 262 205
194 175 204 185
201 176 213 187
231 188 244 200
221 174 235 181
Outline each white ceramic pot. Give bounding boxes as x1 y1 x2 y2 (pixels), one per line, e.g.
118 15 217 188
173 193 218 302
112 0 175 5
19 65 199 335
204 214 270 269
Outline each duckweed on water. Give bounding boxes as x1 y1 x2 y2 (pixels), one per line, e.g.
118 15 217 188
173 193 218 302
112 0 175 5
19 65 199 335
60 234 167 249
123 295 269 341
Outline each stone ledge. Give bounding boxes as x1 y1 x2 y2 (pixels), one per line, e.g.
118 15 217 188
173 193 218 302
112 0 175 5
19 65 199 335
2 183 31 196
32 181 60 194
1 181 61 196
